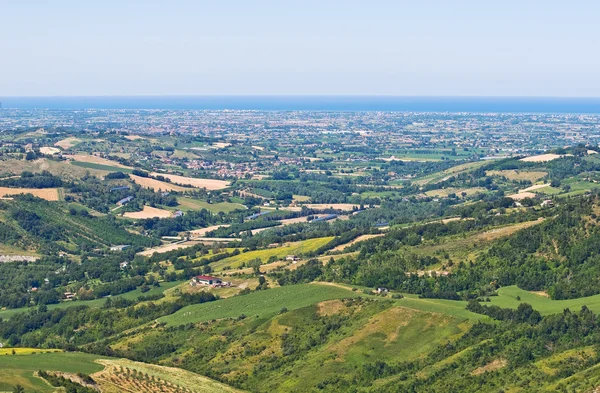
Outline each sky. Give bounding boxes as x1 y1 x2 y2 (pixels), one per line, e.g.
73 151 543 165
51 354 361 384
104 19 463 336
1 0 600 97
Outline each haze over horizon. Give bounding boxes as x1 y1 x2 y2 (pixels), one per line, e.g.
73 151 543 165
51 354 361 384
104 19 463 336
2 0 600 97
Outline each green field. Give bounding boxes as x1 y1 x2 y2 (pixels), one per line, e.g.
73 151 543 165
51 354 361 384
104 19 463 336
159 283 358 325
489 286 600 315
210 237 334 270
0 281 184 320
0 351 107 392
70 161 133 173
177 196 245 213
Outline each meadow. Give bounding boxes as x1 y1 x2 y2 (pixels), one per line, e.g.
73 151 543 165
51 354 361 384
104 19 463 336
209 237 334 270
158 283 358 325
0 351 107 393
489 286 600 315
177 196 245 213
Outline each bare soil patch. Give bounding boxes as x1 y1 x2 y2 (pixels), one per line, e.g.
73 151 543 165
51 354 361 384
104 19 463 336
150 173 229 190
123 206 173 219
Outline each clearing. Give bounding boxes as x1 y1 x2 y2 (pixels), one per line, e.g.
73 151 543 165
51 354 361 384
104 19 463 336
123 206 173 219
0 351 107 393
93 358 243 393
331 234 384 252
177 197 245 213
130 174 188 192
489 286 600 316
54 137 82 149
209 236 334 271
150 173 229 190
520 153 573 162
138 240 201 256
39 146 60 155
487 169 547 182
507 191 537 200
159 283 358 326
0 187 61 201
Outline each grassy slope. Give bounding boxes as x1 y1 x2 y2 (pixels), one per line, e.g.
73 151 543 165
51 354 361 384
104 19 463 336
159 283 358 325
0 351 107 392
177 196 245 213
210 237 334 271
489 285 600 316
70 161 133 173
95 358 245 393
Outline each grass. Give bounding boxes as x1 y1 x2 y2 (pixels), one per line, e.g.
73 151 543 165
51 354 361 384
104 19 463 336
70 161 133 173
424 187 487 198
210 237 334 271
177 196 245 213
489 286 600 316
0 351 107 392
0 281 184 320
94 358 243 393
158 283 359 326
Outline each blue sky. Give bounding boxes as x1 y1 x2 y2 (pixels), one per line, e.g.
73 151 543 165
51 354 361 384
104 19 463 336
2 0 599 96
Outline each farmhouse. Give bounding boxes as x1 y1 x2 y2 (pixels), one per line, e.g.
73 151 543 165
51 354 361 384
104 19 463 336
541 199 554 208
191 275 223 286
110 244 130 251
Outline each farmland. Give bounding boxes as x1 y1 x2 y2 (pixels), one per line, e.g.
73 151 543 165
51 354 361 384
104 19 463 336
159 283 358 325
209 236 334 270
123 205 173 219
177 196 245 213
0 187 61 200
489 286 600 316
150 173 230 190
129 174 188 191
0 351 107 392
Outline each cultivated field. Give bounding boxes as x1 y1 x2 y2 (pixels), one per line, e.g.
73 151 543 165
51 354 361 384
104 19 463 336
507 191 537 200
138 240 201 256
189 224 231 237
124 134 144 140
159 283 358 325
520 153 573 162
177 197 245 213
151 173 230 190
487 169 547 182
123 206 173 219
331 234 384 252
424 187 486 198
130 174 188 192
0 351 107 393
489 286 600 315
93 358 243 393
54 137 82 149
0 187 61 201
39 146 60 155
66 153 131 168
520 183 551 193
210 236 334 270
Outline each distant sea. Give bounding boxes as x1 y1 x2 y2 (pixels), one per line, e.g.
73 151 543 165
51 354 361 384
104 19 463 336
1 96 600 114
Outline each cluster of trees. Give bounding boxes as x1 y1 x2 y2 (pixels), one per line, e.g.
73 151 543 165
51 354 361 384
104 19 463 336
0 171 63 188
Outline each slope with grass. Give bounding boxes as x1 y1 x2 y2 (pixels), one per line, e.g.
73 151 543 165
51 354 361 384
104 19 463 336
489 285 600 316
0 351 107 393
209 237 334 271
159 283 358 325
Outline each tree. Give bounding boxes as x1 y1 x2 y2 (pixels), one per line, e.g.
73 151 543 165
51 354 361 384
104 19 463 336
13 385 25 393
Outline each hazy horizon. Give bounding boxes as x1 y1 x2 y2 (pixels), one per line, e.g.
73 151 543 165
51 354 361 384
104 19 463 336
3 1 600 97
